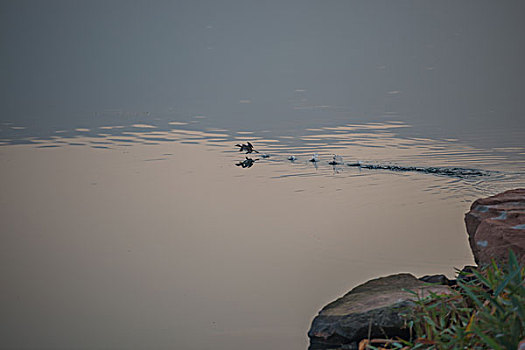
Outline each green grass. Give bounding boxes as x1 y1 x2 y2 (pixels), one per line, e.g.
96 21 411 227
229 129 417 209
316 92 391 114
398 250 525 349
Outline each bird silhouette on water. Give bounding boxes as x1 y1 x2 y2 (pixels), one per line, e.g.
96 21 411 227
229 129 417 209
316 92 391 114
328 154 343 165
236 157 258 168
235 142 258 154
231 142 487 178
309 153 319 162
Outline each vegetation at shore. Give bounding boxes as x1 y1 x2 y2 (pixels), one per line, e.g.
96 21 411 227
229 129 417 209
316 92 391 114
362 251 525 350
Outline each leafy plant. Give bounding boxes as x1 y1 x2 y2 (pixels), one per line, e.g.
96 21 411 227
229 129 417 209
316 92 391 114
365 251 525 350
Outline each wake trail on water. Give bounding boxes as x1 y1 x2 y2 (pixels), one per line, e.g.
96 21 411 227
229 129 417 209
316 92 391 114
346 162 489 178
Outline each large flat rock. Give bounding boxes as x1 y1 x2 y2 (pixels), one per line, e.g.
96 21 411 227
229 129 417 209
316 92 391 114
308 273 452 349
465 188 525 265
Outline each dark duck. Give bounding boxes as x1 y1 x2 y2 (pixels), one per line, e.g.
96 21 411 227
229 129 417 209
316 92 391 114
235 141 258 154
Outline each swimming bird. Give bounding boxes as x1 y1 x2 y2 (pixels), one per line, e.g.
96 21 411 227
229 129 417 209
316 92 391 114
328 154 343 165
288 155 297 161
261 154 270 158
309 153 319 162
235 141 258 154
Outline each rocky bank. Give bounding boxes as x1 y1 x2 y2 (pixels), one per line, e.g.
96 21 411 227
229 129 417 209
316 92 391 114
465 188 525 266
307 188 525 350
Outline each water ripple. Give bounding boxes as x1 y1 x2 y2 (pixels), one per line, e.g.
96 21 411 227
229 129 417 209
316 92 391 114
2 120 524 198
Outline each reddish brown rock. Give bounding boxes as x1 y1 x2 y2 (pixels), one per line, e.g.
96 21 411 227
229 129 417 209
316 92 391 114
465 188 525 266
308 273 452 349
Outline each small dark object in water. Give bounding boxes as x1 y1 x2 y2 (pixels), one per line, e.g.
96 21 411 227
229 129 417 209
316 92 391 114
328 154 342 165
309 153 319 162
236 157 258 168
235 141 259 154
261 154 270 158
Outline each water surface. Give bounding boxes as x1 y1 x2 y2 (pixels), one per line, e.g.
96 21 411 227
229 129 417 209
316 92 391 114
2 122 524 350
1 1 525 349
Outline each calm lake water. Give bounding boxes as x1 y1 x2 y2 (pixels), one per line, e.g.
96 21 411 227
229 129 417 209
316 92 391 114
1 1 525 349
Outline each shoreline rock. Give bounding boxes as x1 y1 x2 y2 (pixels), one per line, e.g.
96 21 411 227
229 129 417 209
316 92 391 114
308 274 452 349
465 188 525 266
308 188 525 349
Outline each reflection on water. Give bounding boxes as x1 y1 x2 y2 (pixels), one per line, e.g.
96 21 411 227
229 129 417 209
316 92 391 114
1 119 524 350
2 1 525 348
236 157 259 168
2 119 523 198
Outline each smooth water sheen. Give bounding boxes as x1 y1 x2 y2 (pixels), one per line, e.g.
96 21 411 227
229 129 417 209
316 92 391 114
2 121 524 350
1 1 525 349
